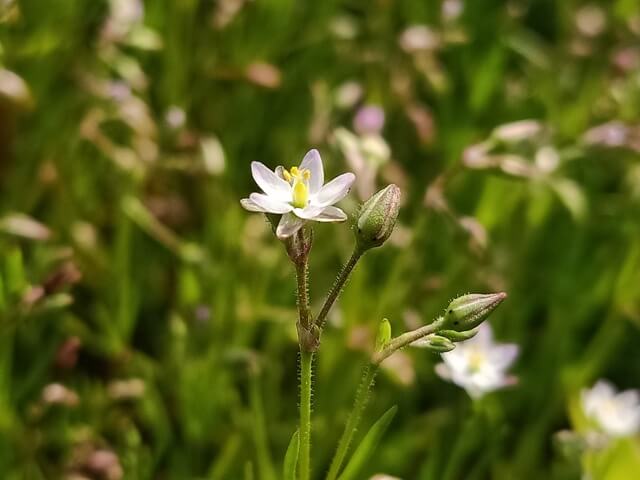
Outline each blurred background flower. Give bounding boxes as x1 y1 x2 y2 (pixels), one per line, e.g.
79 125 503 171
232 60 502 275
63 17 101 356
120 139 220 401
435 323 519 398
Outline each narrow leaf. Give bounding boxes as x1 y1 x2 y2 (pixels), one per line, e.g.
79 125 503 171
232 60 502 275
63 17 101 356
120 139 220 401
337 406 397 480
283 429 299 480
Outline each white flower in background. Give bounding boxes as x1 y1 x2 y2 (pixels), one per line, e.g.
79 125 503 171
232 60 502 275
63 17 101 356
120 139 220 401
398 25 440 53
442 0 464 22
581 380 640 437
435 323 519 399
491 120 543 143
241 149 355 239
334 81 363 109
333 127 390 201
106 0 144 37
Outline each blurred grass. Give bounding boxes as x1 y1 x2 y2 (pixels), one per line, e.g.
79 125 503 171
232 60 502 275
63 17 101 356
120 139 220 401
1 0 640 478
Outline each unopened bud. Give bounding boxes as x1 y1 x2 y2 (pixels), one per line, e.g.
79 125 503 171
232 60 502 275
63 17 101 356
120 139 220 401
375 318 392 351
438 328 480 342
441 292 507 332
412 334 455 352
355 184 401 250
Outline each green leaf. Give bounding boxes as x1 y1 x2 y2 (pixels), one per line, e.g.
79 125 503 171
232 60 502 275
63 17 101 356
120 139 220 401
337 406 397 480
283 429 299 480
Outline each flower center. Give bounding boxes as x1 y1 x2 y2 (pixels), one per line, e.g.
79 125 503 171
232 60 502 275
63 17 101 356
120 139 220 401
468 349 486 373
283 166 311 208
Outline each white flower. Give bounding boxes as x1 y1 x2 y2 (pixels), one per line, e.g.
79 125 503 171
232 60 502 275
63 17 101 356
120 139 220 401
241 149 355 239
581 380 640 437
435 324 518 399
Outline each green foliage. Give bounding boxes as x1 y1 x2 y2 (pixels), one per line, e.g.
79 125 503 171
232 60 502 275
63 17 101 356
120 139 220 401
283 430 299 480
338 406 398 480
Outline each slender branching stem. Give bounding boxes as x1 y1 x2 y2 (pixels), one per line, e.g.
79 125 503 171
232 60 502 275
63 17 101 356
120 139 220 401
326 363 378 480
315 247 364 330
372 316 446 365
292 230 315 480
299 350 314 480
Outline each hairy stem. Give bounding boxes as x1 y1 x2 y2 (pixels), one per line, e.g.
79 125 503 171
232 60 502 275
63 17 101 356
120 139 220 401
299 350 314 480
372 316 446 365
315 248 364 330
295 258 312 331
326 364 378 480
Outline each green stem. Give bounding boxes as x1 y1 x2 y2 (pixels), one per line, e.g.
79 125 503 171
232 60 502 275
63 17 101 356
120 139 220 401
372 316 445 365
299 350 314 480
315 248 363 330
326 364 378 480
295 258 312 330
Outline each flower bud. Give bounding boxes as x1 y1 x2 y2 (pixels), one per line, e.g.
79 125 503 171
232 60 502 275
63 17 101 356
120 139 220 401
438 328 480 342
440 292 507 332
375 318 392 352
355 184 401 251
412 334 455 352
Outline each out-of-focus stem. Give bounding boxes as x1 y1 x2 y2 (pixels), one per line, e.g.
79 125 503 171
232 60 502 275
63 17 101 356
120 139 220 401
326 364 378 480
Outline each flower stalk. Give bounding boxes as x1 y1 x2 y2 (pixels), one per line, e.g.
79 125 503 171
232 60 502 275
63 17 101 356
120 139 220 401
372 316 446 364
315 246 364 331
298 350 313 480
240 151 512 480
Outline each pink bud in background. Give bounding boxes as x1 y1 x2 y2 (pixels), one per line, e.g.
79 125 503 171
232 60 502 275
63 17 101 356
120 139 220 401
353 105 385 135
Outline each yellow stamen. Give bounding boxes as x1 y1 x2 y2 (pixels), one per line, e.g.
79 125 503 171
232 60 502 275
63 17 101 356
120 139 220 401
282 169 292 182
303 170 311 181
292 181 309 208
290 166 299 176
468 350 485 372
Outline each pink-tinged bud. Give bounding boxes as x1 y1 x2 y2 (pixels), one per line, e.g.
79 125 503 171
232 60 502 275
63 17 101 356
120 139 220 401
441 292 507 331
353 105 385 135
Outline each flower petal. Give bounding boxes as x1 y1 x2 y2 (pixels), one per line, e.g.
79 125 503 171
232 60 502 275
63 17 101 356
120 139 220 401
616 390 640 409
314 172 355 206
487 344 519 371
314 206 347 222
473 323 494 346
249 193 293 214
275 165 287 180
240 198 265 212
440 347 468 374
299 149 324 194
434 363 452 380
293 206 324 219
251 161 291 201
276 213 305 239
